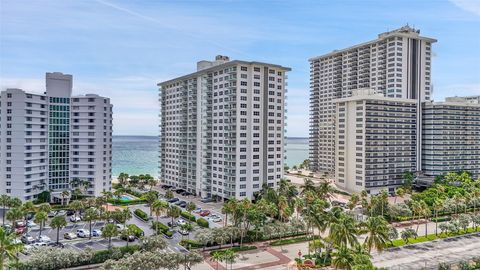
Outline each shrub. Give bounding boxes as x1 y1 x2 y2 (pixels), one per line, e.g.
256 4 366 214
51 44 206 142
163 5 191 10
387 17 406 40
431 216 452 222
196 218 209 228
134 209 149 221
109 199 146 206
180 239 202 249
181 211 196 222
152 221 171 237
127 224 144 237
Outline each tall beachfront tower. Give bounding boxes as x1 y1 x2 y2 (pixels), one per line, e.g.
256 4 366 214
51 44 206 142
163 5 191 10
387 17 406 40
158 56 290 201
309 26 436 177
0 72 113 201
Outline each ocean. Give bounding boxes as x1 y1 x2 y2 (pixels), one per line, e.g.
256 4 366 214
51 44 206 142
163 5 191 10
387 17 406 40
113 136 309 177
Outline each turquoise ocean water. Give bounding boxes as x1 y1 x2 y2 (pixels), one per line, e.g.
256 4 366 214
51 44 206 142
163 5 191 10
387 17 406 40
113 136 308 177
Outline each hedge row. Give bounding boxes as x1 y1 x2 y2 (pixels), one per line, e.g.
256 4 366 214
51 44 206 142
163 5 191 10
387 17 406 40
126 224 144 237
134 209 149 221
108 199 146 206
196 218 209 228
181 211 196 222
151 221 173 237
179 239 203 249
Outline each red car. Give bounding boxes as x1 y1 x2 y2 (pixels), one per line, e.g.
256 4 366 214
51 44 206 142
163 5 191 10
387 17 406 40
15 227 26 235
199 210 211 217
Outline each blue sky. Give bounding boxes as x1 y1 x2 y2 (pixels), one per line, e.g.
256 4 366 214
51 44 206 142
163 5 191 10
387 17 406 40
1 0 479 137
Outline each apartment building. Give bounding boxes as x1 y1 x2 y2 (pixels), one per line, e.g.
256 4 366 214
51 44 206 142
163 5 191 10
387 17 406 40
159 56 290 200
334 90 417 194
309 26 436 175
421 98 480 181
0 72 113 201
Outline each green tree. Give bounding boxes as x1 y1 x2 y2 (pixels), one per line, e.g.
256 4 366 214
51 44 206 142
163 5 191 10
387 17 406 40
102 223 118 250
401 228 417 244
117 172 129 187
50 216 67 244
6 208 23 228
0 227 23 270
34 211 48 237
165 190 174 200
152 200 168 222
167 206 181 227
0 196 11 226
83 208 98 239
20 201 35 235
332 245 354 270
142 191 158 216
361 216 389 252
69 200 84 222
329 214 359 248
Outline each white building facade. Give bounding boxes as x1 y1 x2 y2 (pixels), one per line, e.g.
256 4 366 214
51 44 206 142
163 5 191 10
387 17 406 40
159 56 290 200
309 26 436 175
0 72 113 201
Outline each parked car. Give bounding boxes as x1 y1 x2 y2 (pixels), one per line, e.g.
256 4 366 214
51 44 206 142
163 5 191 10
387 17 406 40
64 232 77 240
47 242 64 248
199 210 211 217
76 229 90 238
15 221 25 228
47 211 57 218
32 241 47 247
200 197 215 203
175 200 186 206
26 213 35 220
192 208 202 214
66 210 75 216
178 229 189 235
177 219 186 226
121 234 136 242
168 198 179 203
92 229 102 237
209 216 223 223
70 216 81 222
115 224 125 230
161 185 172 189
37 235 51 243
179 202 187 208
57 210 67 216
21 235 35 244
175 189 185 194
167 221 178 227
180 191 193 196
15 227 27 235
2 224 13 234
26 221 37 227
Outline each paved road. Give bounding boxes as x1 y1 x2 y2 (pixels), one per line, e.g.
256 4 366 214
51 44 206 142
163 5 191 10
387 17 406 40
372 233 480 269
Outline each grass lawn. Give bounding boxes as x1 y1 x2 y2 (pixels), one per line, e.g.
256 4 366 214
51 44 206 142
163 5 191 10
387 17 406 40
389 227 480 247
270 236 314 246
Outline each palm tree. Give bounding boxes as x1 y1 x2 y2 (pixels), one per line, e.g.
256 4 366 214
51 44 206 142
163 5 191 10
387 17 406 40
0 196 11 226
152 200 168 222
121 208 132 229
394 187 405 204
433 199 443 236
165 190 174 200
117 173 129 187
300 178 316 195
20 201 35 235
222 199 237 228
5 208 23 228
294 197 305 219
102 223 118 250
347 193 360 211
361 216 389 252
316 181 335 201
34 211 48 237
50 216 67 244
473 188 480 214
329 214 359 248
61 190 70 205
142 191 158 216
331 245 354 270
167 206 181 226
179 223 194 240
69 200 84 222
147 178 158 191
83 208 98 239
186 202 196 214
0 227 23 270
211 251 223 270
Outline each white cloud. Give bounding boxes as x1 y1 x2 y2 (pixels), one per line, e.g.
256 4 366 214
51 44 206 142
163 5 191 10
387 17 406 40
450 0 480 16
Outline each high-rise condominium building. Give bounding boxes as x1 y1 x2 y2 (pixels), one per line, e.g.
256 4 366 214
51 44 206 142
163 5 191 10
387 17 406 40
0 72 113 201
309 26 436 175
159 56 290 200
421 97 480 180
335 90 480 194
334 90 418 194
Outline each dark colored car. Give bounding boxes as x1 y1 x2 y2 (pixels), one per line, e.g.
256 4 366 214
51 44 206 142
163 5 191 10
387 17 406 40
66 210 75 216
167 221 178 227
179 202 187 208
175 200 186 206
161 185 172 189
199 210 211 217
175 189 185 194
121 235 136 242
181 191 193 196
200 197 215 203
168 198 179 203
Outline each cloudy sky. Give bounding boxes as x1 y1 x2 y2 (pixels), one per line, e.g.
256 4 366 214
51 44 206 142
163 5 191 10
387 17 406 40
1 0 479 136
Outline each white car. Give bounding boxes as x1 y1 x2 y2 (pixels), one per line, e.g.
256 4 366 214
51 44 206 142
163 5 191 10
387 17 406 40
32 242 47 247
37 235 51 243
92 229 102 237
69 216 81 222
76 229 90 238
115 224 125 230
26 221 37 227
178 229 189 235
57 210 66 216
208 215 222 222
192 208 202 214
177 219 186 226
